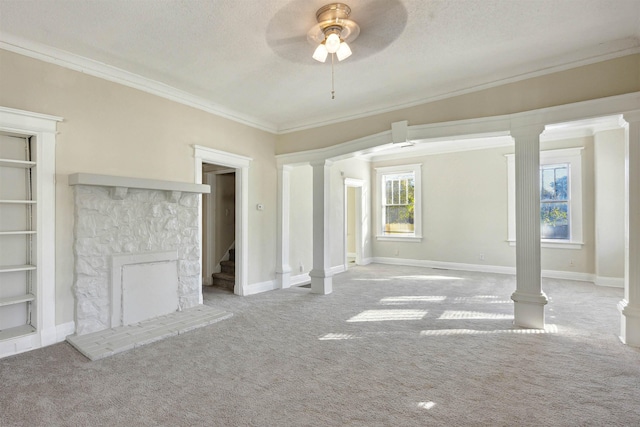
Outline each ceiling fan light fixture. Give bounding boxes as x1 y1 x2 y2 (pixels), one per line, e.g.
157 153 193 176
307 3 360 99
313 44 329 62
336 41 352 61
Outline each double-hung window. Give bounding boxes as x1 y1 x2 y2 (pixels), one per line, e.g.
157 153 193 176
376 164 422 241
540 163 569 239
506 147 583 248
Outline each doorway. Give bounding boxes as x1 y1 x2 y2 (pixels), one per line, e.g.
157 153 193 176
194 145 251 297
344 178 364 270
202 165 236 292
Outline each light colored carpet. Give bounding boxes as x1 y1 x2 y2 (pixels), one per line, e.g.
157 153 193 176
1 263 639 426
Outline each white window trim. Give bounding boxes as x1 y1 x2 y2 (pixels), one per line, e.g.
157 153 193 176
506 147 584 249
375 164 422 242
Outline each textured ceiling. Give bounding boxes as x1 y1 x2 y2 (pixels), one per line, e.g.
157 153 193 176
0 0 639 133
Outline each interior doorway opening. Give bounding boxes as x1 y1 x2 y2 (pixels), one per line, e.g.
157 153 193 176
344 178 364 270
202 164 236 292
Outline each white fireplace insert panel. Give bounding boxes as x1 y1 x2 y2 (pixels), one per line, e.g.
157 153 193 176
111 251 179 328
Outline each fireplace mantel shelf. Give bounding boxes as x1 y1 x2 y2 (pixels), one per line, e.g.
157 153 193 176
68 173 210 195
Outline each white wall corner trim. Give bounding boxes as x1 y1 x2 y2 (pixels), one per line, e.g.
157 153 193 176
244 279 277 296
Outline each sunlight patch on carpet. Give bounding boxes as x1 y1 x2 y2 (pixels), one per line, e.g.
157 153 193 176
318 333 359 340
438 310 513 320
451 296 511 304
380 296 447 305
347 309 428 322
417 401 436 410
392 275 463 281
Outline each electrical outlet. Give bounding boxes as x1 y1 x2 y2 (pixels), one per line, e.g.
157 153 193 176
395 249 400 256
479 254 485 261
569 259 575 267
299 262 304 272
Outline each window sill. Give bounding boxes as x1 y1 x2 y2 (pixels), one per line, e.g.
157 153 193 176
377 235 423 242
507 240 584 250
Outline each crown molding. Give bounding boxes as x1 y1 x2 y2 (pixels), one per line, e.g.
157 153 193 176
277 38 640 134
0 33 278 134
1 32 638 136
276 92 639 166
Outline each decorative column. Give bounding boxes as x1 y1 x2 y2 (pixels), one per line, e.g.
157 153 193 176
309 160 333 294
276 165 292 289
618 111 640 347
511 124 548 328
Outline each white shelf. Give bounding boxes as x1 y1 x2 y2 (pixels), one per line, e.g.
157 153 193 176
0 264 36 273
0 324 36 342
0 231 36 235
0 159 36 169
0 293 35 307
0 200 36 204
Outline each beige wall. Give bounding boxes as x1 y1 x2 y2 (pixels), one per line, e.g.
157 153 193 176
289 165 312 275
0 49 278 325
594 129 626 279
371 135 602 274
288 156 372 277
276 54 640 154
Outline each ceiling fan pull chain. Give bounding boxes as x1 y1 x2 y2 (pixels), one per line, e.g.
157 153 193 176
331 53 335 100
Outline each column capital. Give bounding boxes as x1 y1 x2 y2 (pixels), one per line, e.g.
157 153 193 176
623 110 640 124
309 159 333 168
510 123 545 140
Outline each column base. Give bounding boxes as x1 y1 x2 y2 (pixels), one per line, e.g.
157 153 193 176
618 299 640 347
276 268 291 289
511 291 548 329
309 269 332 295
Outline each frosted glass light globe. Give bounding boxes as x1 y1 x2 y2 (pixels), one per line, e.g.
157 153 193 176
325 33 341 53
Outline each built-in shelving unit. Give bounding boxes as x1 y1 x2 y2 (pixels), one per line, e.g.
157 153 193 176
0 106 59 359
0 133 37 343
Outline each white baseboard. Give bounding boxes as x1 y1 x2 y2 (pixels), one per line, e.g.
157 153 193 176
372 257 515 275
56 321 76 342
243 279 277 296
330 265 346 275
542 270 594 282
594 276 624 288
290 273 311 287
371 257 609 284
0 321 75 360
359 257 373 265
347 252 356 258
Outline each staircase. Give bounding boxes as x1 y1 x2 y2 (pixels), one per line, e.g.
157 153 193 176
212 248 235 291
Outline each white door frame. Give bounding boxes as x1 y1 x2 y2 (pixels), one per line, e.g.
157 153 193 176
344 178 364 271
194 146 252 296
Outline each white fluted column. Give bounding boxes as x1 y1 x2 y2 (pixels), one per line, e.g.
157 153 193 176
276 165 292 289
309 160 333 294
619 111 640 347
511 124 548 328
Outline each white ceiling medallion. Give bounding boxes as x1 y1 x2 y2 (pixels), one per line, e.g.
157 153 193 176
307 3 360 99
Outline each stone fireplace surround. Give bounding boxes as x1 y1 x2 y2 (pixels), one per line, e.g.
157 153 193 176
69 173 210 336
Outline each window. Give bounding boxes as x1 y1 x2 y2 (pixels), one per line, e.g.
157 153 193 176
506 148 583 248
376 164 422 241
540 164 569 239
